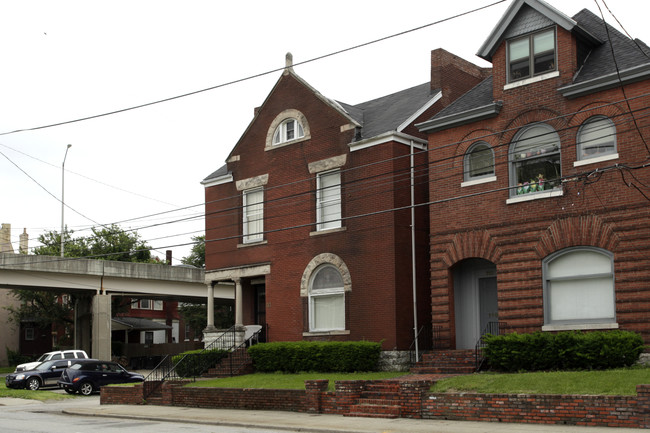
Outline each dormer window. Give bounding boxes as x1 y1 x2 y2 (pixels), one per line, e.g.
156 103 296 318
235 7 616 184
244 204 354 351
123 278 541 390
508 28 556 83
273 118 304 145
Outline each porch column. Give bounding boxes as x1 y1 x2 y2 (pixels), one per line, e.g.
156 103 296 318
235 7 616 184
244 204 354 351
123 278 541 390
234 277 243 328
205 282 216 332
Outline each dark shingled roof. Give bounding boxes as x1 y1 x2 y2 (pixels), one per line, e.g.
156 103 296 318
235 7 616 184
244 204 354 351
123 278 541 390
572 8 650 83
203 81 439 181
338 82 439 140
425 8 650 126
202 164 229 183
428 76 494 121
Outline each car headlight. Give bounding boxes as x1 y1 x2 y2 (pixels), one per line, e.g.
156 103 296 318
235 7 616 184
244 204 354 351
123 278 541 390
16 374 25 380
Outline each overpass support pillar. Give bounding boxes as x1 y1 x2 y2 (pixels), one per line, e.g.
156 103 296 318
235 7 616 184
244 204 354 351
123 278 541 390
92 294 111 360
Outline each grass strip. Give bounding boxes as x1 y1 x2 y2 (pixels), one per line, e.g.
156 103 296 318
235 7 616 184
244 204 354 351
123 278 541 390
430 367 650 396
192 371 407 391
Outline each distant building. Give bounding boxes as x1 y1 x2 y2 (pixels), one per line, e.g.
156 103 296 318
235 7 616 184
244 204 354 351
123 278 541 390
0 223 26 366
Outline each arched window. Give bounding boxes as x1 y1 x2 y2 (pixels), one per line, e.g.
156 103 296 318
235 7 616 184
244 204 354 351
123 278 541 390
309 265 345 331
543 247 615 326
272 118 304 145
577 116 616 160
509 123 561 196
464 142 495 181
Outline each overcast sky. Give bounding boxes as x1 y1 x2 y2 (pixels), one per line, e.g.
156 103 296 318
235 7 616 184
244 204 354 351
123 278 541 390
0 0 645 262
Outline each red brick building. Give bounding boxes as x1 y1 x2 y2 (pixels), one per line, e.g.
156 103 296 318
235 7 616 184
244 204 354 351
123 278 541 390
202 51 488 351
417 0 650 349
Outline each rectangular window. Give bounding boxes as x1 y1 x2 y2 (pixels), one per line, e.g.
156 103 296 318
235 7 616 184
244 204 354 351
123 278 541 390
316 170 341 231
144 331 154 345
153 300 163 311
243 188 264 243
185 323 191 341
140 299 151 309
25 328 34 341
508 28 556 82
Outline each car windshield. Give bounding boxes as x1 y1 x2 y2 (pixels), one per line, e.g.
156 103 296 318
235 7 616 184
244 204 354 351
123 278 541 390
36 354 49 362
35 361 57 371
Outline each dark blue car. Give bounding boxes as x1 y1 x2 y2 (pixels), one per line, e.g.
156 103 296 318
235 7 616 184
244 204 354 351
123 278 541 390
5 359 78 390
58 360 144 395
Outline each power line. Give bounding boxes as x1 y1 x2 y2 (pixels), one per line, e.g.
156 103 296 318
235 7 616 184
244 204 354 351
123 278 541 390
0 1 507 137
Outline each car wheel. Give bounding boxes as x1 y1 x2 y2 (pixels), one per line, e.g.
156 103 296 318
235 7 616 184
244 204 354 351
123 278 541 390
63 387 77 395
26 377 41 391
79 381 94 396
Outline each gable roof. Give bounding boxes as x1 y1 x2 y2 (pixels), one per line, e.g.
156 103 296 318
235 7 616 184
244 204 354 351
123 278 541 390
419 2 650 132
339 82 440 140
477 0 600 62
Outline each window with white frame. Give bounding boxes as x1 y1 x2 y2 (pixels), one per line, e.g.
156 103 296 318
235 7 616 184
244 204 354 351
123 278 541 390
508 28 556 83
243 188 264 243
543 247 615 326
273 118 304 145
139 299 151 309
577 116 616 160
510 123 561 196
464 142 495 181
309 265 345 331
25 327 35 341
316 170 341 231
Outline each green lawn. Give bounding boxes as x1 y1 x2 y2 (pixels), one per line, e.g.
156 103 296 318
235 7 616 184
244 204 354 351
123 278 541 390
430 367 650 396
188 367 650 396
0 366 15 374
0 383 77 401
193 371 408 391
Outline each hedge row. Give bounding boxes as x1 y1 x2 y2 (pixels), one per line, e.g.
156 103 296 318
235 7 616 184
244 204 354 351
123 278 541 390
247 341 381 373
172 348 228 377
483 330 645 372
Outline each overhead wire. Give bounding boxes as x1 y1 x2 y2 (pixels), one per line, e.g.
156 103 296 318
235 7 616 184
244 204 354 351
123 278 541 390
5 0 650 264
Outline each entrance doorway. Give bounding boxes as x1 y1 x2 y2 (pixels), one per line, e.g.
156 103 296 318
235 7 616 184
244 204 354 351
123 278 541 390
453 259 497 349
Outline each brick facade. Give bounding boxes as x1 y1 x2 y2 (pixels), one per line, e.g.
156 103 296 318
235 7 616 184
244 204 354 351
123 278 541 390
419 0 650 349
203 50 486 350
101 381 650 429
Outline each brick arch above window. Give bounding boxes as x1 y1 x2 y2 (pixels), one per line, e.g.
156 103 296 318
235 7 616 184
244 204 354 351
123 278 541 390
266 109 311 149
300 253 351 297
501 108 568 144
454 129 499 169
534 215 621 259
440 230 503 268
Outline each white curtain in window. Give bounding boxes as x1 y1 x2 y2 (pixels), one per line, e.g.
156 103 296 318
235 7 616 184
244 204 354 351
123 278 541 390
244 189 263 242
317 171 341 230
546 249 615 323
312 294 345 330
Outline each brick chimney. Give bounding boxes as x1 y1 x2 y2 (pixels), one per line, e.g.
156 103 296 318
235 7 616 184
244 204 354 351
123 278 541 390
430 48 491 108
0 223 12 253
19 228 28 254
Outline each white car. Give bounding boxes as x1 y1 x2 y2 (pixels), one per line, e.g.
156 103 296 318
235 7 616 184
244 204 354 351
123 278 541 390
15 349 89 372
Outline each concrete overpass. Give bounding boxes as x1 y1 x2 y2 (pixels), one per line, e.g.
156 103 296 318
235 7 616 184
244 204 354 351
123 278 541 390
0 252 234 360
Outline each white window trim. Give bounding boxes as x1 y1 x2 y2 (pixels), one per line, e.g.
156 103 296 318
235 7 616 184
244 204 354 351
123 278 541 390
574 153 619 167
243 188 264 244
316 170 342 231
461 176 497 188
543 247 616 328
506 189 563 204
504 70 559 90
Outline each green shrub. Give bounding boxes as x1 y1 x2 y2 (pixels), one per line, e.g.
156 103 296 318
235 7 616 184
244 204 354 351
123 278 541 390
484 330 645 372
247 341 381 373
6 347 31 366
172 348 228 377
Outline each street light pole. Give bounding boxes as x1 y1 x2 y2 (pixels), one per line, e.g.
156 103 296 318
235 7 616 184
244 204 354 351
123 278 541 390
61 144 72 257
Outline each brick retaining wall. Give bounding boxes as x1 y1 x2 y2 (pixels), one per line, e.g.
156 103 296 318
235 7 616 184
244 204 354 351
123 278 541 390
101 381 650 429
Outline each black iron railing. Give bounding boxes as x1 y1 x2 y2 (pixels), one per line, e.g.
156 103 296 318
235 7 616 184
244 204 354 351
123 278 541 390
142 325 263 400
409 325 441 365
475 321 507 371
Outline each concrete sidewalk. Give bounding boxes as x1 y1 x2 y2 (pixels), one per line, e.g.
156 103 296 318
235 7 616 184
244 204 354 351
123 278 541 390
60 403 642 433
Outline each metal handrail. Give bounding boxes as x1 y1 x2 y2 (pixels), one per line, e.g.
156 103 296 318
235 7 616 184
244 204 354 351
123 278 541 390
475 321 507 371
143 325 236 399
